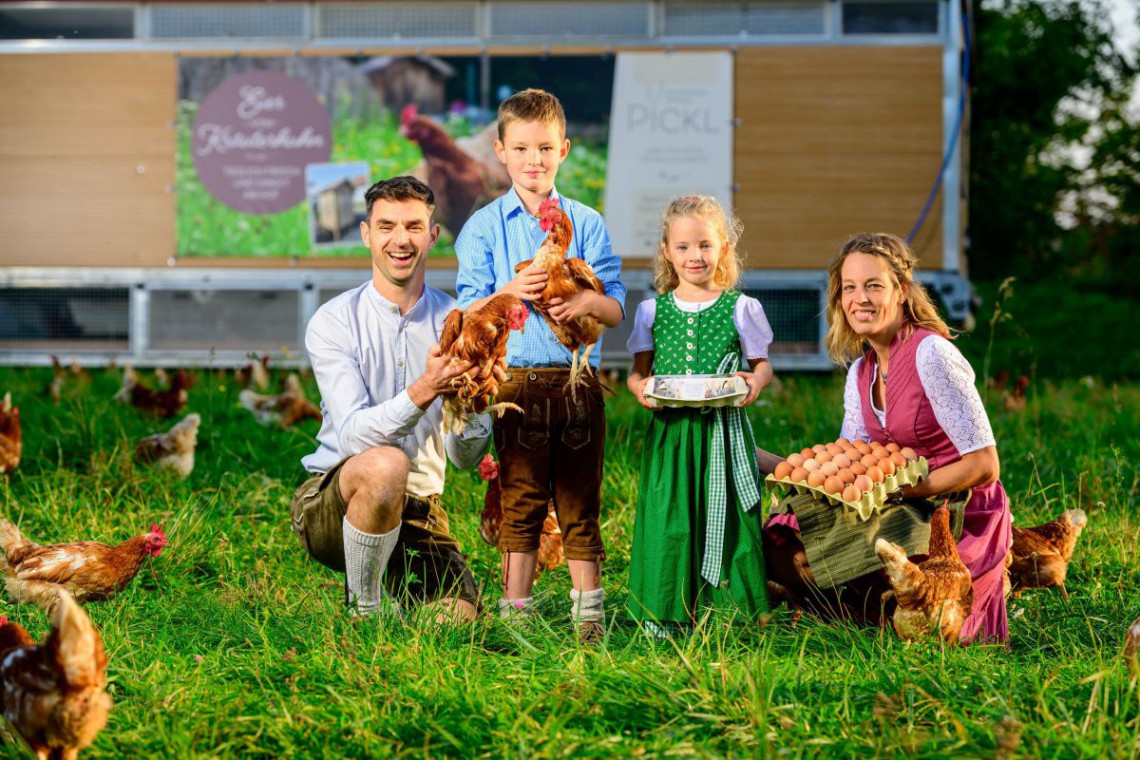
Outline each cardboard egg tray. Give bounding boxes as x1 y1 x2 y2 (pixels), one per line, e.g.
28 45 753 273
764 457 929 521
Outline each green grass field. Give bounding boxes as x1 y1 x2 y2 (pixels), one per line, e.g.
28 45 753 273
0 356 1137 758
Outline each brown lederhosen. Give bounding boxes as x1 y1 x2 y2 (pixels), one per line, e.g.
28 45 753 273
290 457 479 607
491 367 605 561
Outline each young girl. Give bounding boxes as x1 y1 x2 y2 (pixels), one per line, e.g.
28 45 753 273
625 196 774 635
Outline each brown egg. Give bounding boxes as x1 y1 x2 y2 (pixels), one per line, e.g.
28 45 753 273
836 437 851 447
878 457 896 476
824 476 844 495
866 465 885 483
854 474 874 492
842 484 861 502
787 453 805 467
832 453 852 469
853 440 871 455
774 461 793 479
807 470 827 488
843 447 862 462
850 462 867 476
870 444 888 459
812 444 827 454
820 461 840 477
800 447 816 459
889 451 907 468
857 454 876 469
900 447 918 461
837 467 855 484
790 466 809 483
825 443 842 456
815 451 833 464
803 458 821 472
886 442 901 453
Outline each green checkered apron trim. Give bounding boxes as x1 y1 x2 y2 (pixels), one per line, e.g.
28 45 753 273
702 352 761 585
768 490 970 588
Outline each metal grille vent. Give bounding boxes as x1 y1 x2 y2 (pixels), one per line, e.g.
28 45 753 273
150 4 307 39
663 2 825 36
0 287 129 351
488 1 651 38
149 290 301 352
319 2 477 39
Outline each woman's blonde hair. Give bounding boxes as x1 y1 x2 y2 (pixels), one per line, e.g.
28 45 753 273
653 195 744 294
824 232 952 365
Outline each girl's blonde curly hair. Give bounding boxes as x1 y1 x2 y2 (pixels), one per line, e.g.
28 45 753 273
653 195 744 294
824 232 952 365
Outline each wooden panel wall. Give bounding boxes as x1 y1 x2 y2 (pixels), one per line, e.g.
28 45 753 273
0 53 176 267
734 47 945 269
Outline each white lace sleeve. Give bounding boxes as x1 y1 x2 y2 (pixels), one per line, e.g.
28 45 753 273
625 299 657 354
840 358 870 442
916 336 996 455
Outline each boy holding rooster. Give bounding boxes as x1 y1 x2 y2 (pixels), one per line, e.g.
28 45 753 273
455 88 626 641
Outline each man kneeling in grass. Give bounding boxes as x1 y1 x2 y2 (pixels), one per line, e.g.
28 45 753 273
291 176 495 623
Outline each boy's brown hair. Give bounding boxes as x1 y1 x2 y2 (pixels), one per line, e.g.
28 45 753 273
497 88 567 141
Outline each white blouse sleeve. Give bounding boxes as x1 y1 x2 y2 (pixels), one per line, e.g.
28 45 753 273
625 299 657 354
734 295 774 360
916 335 997 455
840 358 871 442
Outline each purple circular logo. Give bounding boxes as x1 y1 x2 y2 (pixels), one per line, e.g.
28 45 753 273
192 70 332 215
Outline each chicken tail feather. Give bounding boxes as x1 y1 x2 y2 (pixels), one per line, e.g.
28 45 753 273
0 519 26 558
52 590 104 689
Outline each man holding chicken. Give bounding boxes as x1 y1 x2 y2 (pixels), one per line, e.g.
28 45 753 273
291 176 496 623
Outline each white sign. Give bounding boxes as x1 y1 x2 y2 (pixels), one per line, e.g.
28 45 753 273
603 52 735 259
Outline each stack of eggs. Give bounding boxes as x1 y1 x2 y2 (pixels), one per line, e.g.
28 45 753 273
767 439 928 519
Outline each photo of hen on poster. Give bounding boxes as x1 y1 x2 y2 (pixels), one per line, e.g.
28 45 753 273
175 55 613 259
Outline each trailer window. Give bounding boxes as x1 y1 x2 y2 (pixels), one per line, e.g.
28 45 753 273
663 2 825 37
842 1 939 35
0 7 134 40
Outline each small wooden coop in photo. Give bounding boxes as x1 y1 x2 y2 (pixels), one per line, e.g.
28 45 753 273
0 0 974 370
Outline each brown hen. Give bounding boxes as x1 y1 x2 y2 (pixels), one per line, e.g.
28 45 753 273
1007 508 1087 601
113 366 189 418
0 590 111 760
438 294 528 434
0 522 168 609
0 393 20 474
514 197 606 393
134 413 201 479
876 506 974 643
239 374 321 427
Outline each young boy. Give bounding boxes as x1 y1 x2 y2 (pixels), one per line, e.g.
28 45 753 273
455 88 626 641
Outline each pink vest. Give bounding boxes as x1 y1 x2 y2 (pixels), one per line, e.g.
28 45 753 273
857 326 1012 643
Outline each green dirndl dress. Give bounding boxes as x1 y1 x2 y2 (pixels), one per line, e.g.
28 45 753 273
626 291 769 625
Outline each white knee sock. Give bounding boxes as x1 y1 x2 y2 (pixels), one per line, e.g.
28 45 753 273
570 588 606 624
343 517 400 617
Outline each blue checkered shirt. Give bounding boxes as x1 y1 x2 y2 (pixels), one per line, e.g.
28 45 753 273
454 187 627 369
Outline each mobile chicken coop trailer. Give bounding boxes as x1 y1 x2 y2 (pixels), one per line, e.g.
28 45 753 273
0 0 974 369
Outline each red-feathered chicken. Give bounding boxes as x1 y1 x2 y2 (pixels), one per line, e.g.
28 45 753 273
399 105 510 235
0 522 168 609
514 197 606 393
134 413 201 479
0 591 111 760
477 454 564 574
438 294 529 434
113 366 189 418
0 393 20 474
876 506 974 643
1125 617 1140 676
1007 508 1087 601
239 374 321 428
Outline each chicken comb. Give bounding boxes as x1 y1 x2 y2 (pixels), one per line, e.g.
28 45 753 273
400 104 419 126
0 615 6 627
149 524 167 540
538 197 561 215
477 454 499 482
